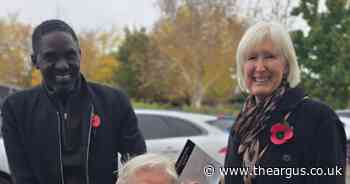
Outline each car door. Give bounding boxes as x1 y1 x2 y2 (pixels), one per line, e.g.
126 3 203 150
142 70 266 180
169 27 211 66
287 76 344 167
137 114 205 159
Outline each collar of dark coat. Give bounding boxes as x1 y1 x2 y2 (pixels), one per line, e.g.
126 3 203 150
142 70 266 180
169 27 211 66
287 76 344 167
275 86 307 113
44 73 83 100
37 74 105 146
263 86 307 130
258 86 307 148
39 74 103 117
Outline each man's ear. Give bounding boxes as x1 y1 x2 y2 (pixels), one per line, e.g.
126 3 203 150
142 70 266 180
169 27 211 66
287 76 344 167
31 54 39 69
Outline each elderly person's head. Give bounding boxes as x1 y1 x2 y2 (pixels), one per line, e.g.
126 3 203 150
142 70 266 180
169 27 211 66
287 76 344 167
117 153 179 184
236 21 300 102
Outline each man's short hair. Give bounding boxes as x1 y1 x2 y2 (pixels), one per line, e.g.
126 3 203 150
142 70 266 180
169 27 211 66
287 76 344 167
117 153 179 184
32 19 79 54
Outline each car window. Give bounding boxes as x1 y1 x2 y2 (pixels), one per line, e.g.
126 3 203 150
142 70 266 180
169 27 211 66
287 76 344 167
136 114 204 139
337 112 350 118
165 116 203 137
136 114 175 140
0 111 2 137
206 118 234 132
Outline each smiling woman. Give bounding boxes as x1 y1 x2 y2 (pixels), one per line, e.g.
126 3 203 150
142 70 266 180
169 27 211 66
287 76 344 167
242 40 287 103
224 22 346 184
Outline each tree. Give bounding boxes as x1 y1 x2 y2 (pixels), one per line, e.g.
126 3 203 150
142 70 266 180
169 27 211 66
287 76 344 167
91 55 119 86
115 27 151 98
292 0 350 108
0 15 32 88
153 0 245 109
241 0 297 28
79 29 120 86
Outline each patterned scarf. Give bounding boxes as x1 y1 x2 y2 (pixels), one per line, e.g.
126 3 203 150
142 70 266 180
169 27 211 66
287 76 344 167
233 82 288 184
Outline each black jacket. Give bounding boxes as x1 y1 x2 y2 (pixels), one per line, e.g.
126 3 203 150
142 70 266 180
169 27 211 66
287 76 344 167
2 80 146 184
224 87 346 184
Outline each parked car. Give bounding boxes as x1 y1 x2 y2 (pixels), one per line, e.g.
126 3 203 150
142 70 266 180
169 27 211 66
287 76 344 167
339 116 350 140
206 115 235 133
135 109 229 164
0 109 229 184
335 112 350 169
337 109 350 119
0 112 11 184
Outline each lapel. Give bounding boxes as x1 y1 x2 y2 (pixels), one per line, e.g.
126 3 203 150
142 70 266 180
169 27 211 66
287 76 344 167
259 87 307 147
86 83 104 130
31 85 60 160
75 76 105 150
36 76 101 153
85 81 106 149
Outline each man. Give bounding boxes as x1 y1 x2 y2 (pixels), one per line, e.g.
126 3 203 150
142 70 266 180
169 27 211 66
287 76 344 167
2 19 146 184
116 153 199 184
117 153 178 184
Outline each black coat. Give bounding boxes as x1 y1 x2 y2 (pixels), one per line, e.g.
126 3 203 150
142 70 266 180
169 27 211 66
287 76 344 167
224 87 346 184
2 80 146 184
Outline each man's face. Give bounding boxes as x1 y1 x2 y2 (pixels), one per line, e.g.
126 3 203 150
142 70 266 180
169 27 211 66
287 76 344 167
34 31 81 94
127 168 174 184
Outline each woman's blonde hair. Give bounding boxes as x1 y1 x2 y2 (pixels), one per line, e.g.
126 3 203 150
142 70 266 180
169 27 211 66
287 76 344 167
236 21 301 92
116 153 178 184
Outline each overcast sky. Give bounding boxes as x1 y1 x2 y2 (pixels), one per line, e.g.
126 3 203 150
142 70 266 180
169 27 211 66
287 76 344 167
0 0 160 31
0 0 314 34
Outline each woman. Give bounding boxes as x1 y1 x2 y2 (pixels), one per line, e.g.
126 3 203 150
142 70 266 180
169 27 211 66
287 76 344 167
224 22 346 184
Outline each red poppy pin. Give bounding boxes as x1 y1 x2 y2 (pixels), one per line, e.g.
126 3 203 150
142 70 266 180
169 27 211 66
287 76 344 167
91 114 101 128
270 118 294 145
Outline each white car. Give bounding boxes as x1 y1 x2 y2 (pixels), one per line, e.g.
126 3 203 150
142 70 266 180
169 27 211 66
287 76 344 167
337 109 350 119
340 116 350 140
0 109 229 183
136 109 229 164
0 118 11 184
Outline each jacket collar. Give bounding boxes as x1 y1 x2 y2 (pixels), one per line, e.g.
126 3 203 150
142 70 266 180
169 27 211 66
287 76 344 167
39 74 103 117
37 74 100 155
257 86 307 148
262 86 307 130
275 86 307 114
43 74 83 98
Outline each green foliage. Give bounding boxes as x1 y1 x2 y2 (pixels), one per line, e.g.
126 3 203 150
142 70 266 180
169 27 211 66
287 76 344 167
292 0 350 108
115 27 149 98
132 100 240 116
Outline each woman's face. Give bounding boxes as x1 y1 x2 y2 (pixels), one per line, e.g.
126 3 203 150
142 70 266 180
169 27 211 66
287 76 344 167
243 39 287 101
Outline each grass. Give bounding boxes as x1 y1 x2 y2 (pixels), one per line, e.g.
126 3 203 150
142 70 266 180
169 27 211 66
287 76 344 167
132 100 174 110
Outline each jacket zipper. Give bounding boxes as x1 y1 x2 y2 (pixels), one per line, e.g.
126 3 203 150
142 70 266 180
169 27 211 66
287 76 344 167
56 112 65 184
57 107 93 184
86 105 93 184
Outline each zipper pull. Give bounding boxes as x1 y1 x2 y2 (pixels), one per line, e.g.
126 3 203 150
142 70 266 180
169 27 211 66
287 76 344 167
64 113 68 120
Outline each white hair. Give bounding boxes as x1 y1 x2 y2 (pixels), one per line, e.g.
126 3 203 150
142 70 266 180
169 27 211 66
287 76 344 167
116 153 179 184
236 21 301 92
